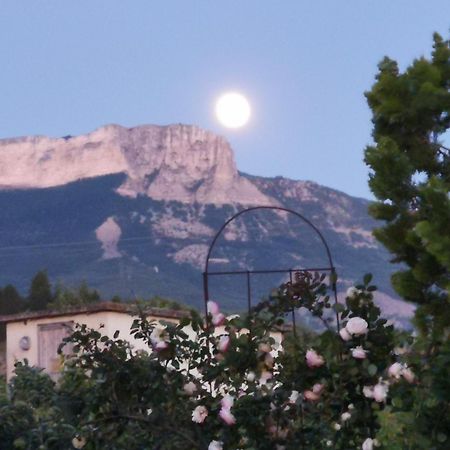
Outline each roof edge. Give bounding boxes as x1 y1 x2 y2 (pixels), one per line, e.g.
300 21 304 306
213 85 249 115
0 301 191 324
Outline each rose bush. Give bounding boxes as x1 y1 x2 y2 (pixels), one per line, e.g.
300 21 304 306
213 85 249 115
1 272 434 449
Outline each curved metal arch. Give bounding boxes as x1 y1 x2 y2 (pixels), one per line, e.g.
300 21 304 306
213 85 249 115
202 206 340 332
204 206 335 275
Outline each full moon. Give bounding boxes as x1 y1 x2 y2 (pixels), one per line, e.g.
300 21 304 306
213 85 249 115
215 92 251 128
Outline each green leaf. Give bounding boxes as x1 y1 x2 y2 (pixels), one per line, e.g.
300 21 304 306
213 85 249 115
368 364 378 376
363 273 373 285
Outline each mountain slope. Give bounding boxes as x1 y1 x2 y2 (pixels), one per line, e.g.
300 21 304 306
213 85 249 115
0 124 414 324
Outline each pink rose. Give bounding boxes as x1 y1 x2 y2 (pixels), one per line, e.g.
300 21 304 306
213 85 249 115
218 335 230 353
306 349 325 368
207 301 220 316
155 341 169 351
221 394 234 410
304 390 320 402
373 382 389 402
402 367 415 383
345 317 368 336
219 407 236 425
312 383 324 394
339 327 352 341
351 346 367 359
388 362 403 379
192 405 208 423
259 370 273 384
264 353 274 369
212 313 226 327
258 343 272 353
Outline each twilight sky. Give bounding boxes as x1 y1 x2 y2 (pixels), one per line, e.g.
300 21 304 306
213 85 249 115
0 1 449 199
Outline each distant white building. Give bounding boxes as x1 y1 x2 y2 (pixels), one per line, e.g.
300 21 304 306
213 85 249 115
0 302 189 381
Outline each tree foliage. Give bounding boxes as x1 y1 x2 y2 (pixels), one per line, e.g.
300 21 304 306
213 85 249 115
48 282 100 311
0 285 23 339
364 32 450 449
364 32 450 336
28 270 53 311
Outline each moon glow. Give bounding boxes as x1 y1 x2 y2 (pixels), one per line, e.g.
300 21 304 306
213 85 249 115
215 92 251 128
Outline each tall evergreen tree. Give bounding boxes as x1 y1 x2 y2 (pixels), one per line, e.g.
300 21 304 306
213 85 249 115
28 270 53 311
364 32 450 339
0 284 23 315
0 284 24 339
364 33 450 447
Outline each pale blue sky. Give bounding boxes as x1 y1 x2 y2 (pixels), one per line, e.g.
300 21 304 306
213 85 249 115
1 1 449 198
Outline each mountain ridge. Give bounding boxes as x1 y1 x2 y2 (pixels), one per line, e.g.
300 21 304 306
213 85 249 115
0 123 274 206
0 124 414 325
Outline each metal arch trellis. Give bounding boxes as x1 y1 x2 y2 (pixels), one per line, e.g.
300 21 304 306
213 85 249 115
202 205 341 333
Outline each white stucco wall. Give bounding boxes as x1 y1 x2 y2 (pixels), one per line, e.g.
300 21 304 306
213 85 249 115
4 311 186 381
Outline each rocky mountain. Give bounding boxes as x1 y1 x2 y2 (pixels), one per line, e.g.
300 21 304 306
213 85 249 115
0 124 271 205
0 124 414 325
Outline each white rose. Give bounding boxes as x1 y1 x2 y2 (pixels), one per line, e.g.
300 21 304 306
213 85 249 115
333 423 341 431
183 381 197 396
351 346 368 359
72 436 86 449
346 287 360 298
288 390 300 404
363 386 374 398
246 371 256 382
341 411 351 421
346 317 368 336
208 441 223 450
362 437 374 450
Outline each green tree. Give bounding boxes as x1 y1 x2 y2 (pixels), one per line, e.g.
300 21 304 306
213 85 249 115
49 281 100 311
0 284 23 316
0 284 24 340
28 270 53 311
364 32 450 338
364 32 450 448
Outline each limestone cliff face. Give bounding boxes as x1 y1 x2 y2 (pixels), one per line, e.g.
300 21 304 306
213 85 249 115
0 124 273 206
0 125 127 189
